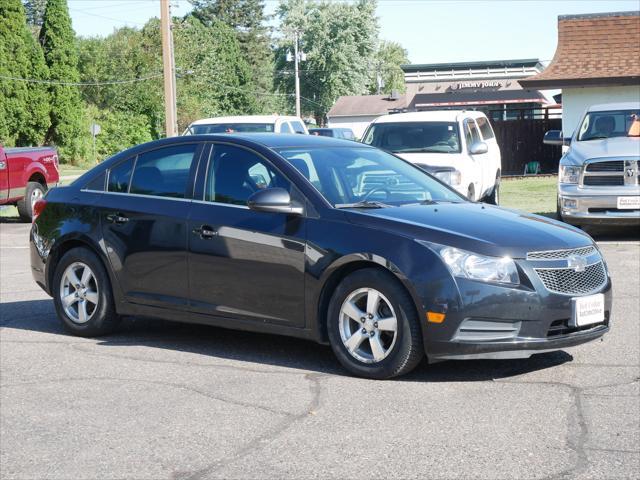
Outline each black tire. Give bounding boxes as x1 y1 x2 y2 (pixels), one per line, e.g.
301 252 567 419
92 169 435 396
327 268 424 379
17 181 45 222
486 176 500 205
52 247 120 337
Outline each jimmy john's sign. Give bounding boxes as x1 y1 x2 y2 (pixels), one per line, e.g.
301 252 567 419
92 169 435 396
451 81 503 90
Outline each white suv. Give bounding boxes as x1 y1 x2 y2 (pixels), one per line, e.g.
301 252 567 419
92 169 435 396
184 115 308 135
362 111 502 203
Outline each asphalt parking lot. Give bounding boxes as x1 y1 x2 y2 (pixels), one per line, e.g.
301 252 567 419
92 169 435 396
1 221 639 480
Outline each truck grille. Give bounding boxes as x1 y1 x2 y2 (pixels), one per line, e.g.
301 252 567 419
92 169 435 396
582 159 639 187
534 261 607 296
527 246 596 260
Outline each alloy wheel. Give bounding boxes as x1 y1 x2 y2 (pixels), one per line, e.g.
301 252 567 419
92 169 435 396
339 288 398 364
59 262 99 324
30 187 43 211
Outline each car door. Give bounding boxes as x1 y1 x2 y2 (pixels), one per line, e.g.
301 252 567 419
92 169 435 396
99 142 202 310
187 143 306 327
463 118 487 200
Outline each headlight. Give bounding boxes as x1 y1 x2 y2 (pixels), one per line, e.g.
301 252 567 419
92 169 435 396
559 165 581 184
419 242 520 285
434 170 462 186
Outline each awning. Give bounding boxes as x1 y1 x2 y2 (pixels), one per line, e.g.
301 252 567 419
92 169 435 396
411 89 549 109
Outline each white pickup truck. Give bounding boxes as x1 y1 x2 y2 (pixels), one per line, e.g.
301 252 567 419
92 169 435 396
544 102 640 227
362 110 502 203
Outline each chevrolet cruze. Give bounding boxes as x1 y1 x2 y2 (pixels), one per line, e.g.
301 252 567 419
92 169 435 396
30 134 611 379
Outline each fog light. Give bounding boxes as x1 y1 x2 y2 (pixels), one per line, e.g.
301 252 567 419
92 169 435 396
427 312 446 324
562 198 577 209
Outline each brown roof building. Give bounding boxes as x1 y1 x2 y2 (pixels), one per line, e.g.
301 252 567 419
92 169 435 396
520 11 640 135
520 11 640 89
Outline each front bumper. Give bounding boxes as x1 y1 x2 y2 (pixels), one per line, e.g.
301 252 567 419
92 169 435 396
558 183 640 226
422 257 612 362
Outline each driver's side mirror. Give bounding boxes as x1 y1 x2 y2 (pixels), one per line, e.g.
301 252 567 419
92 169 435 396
469 141 488 155
247 188 304 215
543 130 571 146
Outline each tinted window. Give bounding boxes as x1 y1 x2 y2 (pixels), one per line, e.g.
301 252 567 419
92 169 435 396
85 172 106 191
363 122 461 153
129 144 197 198
108 157 134 193
280 122 292 134
476 117 495 139
188 123 275 134
291 121 306 134
205 144 291 205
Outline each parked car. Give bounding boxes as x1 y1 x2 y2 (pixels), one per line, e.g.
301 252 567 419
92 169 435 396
31 134 610 379
362 111 502 203
309 127 356 141
184 115 308 135
544 102 640 227
0 145 59 221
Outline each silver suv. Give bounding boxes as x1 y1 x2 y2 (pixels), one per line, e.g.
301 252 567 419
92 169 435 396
545 102 640 227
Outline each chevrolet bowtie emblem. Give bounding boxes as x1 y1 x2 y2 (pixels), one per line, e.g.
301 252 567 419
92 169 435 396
567 255 587 273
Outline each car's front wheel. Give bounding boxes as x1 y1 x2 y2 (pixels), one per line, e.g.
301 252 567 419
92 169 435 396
327 269 424 379
52 247 120 337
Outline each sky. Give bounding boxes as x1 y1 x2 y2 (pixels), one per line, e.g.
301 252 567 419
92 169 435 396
67 0 640 64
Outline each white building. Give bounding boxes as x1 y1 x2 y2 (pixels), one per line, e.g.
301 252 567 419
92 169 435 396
520 11 640 136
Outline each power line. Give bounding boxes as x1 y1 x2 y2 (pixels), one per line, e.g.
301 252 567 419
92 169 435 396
0 73 163 86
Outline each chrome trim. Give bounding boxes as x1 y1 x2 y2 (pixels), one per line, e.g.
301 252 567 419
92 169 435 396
526 246 597 260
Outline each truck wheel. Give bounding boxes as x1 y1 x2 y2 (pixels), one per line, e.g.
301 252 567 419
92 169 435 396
17 181 45 222
486 179 500 205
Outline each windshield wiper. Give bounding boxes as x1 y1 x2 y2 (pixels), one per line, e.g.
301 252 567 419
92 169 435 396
334 201 391 209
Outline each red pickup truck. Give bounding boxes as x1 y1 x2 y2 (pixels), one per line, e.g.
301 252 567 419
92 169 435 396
0 145 59 221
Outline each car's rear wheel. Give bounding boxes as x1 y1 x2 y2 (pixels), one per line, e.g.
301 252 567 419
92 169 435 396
327 269 424 379
17 181 45 222
52 247 120 337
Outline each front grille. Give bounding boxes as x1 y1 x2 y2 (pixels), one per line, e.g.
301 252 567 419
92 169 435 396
585 161 624 172
583 176 625 186
527 246 596 260
534 261 607 296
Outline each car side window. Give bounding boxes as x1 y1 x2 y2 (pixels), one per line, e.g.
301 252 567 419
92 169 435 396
464 119 481 147
108 157 134 193
291 121 306 134
129 144 198 198
205 144 291 206
85 172 106 191
476 117 495 140
280 122 292 134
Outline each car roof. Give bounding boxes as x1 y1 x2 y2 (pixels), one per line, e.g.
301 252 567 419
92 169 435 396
190 115 302 126
588 102 640 112
135 133 367 150
371 110 484 124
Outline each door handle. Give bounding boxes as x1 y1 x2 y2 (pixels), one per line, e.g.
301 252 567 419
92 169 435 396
106 213 129 224
192 225 217 239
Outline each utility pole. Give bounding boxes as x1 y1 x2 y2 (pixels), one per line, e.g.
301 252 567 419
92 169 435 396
160 0 177 137
293 31 301 118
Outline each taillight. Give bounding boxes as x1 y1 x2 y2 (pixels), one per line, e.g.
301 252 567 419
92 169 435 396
32 199 47 222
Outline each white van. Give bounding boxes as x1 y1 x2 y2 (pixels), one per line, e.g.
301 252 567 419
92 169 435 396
184 115 308 135
362 111 502 203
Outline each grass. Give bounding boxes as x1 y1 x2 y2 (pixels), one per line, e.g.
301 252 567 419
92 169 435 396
500 176 557 218
59 164 90 178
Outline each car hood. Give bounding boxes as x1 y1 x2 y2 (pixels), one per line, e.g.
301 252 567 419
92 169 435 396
345 202 593 259
563 136 640 166
394 152 466 169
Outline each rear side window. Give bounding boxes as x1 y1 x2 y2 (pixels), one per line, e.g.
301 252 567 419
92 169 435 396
476 117 495 140
280 122 292 134
291 121 306 134
129 144 198 198
108 157 134 193
85 172 106 191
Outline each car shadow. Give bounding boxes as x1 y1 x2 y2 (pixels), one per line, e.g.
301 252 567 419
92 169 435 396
1 299 574 382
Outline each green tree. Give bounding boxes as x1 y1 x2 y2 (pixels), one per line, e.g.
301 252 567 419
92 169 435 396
40 0 89 163
275 0 379 124
370 40 409 95
188 0 275 113
0 0 49 146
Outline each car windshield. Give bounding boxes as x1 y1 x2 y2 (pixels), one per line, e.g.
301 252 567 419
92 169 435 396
186 123 275 135
362 122 461 153
276 146 465 207
577 109 640 141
